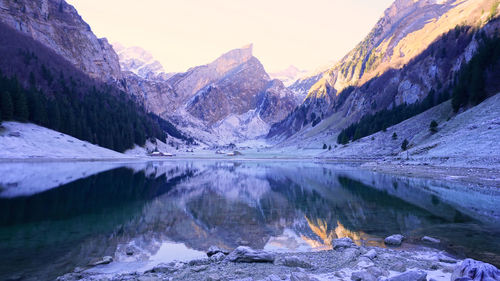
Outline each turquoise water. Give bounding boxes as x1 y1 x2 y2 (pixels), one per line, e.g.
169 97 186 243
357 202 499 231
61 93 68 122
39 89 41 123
0 160 499 280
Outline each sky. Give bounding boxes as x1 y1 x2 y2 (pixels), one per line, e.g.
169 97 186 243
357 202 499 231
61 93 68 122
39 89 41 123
66 0 394 73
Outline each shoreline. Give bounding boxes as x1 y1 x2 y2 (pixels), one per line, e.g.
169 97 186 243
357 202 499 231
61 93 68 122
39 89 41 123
56 238 498 281
1 155 499 188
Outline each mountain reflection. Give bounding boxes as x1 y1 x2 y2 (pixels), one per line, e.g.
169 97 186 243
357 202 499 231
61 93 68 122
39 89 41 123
0 161 499 280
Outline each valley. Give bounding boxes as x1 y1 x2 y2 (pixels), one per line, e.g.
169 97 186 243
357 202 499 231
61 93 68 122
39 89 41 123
0 0 499 280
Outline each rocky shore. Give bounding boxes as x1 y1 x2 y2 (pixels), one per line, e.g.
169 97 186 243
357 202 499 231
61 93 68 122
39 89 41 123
57 237 500 281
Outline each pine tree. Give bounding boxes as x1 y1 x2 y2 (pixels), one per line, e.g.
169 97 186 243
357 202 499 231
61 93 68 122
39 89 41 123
13 90 29 122
323 143 327 149
392 132 398 140
1 91 14 120
430 120 438 133
401 139 409 151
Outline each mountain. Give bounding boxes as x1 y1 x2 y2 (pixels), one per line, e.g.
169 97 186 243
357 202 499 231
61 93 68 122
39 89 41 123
0 0 180 152
123 44 301 144
269 65 307 87
268 0 500 143
113 43 174 80
0 0 122 83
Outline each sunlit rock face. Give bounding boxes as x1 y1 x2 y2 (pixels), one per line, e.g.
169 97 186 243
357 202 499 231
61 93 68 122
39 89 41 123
121 44 301 143
0 0 122 83
268 0 497 141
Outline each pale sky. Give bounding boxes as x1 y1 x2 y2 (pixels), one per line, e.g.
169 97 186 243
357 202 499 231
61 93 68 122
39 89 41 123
66 0 393 73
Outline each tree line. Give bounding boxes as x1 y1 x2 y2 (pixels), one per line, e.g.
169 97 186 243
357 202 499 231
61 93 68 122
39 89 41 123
0 71 166 152
337 31 500 145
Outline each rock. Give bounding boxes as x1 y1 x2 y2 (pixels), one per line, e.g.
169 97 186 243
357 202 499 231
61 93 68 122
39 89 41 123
137 276 162 281
362 249 377 260
274 256 313 268
451 258 500 281
366 266 389 278
147 261 186 273
343 248 361 262
188 257 211 266
384 234 404 246
226 246 275 263
8 132 21 137
351 271 377 281
125 246 135 256
191 265 208 272
207 245 229 257
290 272 315 281
210 252 226 263
88 256 113 266
387 270 427 281
206 274 222 281
389 261 407 272
333 237 356 249
438 253 458 264
264 274 282 281
357 257 375 268
421 236 440 244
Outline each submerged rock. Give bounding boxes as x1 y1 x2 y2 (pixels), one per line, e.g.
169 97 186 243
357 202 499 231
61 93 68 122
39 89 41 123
451 258 500 281
387 270 427 281
226 246 275 263
274 256 313 268
384 234 404 246
333 237 356 249
421 236 441 244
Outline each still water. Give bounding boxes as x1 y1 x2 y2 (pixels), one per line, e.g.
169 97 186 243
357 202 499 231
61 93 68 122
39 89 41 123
0 160 499 280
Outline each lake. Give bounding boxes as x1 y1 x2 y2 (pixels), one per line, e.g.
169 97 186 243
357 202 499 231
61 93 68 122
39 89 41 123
0 160 499 280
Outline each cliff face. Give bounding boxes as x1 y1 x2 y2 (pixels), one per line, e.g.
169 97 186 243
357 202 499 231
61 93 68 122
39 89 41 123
269 0 499 142
121 44 301 143
0 0 122 83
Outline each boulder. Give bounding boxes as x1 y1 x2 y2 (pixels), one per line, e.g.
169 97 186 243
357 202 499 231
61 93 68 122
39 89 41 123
274 256 313 268
188 257 211 266
207 245 229 257
421 236 440 244
387 270 427 281
384 234 404 246
210 252 226 263
351 271 377 281
146 261 186 274
362 249 377 260
333 237 356 249
226 246 275 263
389 261 407 272
451 258 500 281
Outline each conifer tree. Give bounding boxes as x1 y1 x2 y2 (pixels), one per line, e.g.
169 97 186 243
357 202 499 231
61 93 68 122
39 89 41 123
1 91 14 120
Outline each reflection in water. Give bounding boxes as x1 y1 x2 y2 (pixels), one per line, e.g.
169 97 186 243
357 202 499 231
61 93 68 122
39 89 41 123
0 161 499 280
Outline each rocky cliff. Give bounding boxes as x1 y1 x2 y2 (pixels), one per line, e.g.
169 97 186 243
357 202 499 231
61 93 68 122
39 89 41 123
0 0 122 83
121 44 301 143
269 0 499 142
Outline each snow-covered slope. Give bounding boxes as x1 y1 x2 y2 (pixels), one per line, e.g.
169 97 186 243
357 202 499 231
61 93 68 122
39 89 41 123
322 93 500 168
0 122 128 160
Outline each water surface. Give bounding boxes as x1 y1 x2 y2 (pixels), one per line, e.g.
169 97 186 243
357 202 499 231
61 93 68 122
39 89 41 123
0 160 499 280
